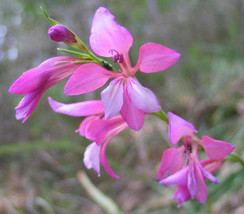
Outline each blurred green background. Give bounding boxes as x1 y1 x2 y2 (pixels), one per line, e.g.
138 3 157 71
0 0 244 213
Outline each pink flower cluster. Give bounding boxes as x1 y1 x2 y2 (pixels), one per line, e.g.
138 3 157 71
157 112 235 206
9 6 235 207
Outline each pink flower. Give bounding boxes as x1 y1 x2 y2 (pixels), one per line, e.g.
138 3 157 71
64 7 181 131
48 97 127 178
9 56 82 122
167 112 235 160
157 112 235 206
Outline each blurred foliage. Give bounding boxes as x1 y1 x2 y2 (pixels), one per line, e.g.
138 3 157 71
0 0 244 213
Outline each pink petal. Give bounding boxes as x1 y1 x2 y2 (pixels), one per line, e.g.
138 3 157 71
120 88 145 131
192 162 208 204
64 63 115 95
201 135 235 160
85 116 125 146
136 42 180 73
101 78 124 119
100 136 120 179
157 146 184 180
159 167 188 186
126 78 161 113
76 116 99 137
15 89 44 123
200 159 223 173
48 97 104 117
173 186 191 207
197 161 219 184
168 112 198 145
83 142 101 176
89 7 133 57
187 160 197 198
9 56 79 94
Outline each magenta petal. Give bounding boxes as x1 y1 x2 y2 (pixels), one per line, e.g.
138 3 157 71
198 161 219 184
137 42 180 73
89 7 133 57
120 88 145 131
173 186 191 208
168 112 198 145
101 78 124 119
192 163 208 204
9 56 79 94
200 159 223 173
64 63 113 95
157 146 184 180
76 116 99 137
15 89 43 123
159 167 188 186
100 137 120 179
126 78 161 113
83 142 100 176
85 116 125 146
48 97 104 117
187 161 197 198
201 136 235 160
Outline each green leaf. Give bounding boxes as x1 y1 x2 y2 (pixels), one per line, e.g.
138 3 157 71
40 6 59 25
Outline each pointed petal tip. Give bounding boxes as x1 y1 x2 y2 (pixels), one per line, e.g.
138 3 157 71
215 180 220 185
21 118 27 124
114 175 120 179
8 86 14 94
167 112 198 145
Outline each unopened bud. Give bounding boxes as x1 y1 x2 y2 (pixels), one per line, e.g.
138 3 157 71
48 24 76 44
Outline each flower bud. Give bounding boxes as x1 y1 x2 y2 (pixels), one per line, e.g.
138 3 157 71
48 24 76 44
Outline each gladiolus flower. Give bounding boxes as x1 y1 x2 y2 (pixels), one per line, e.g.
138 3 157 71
9 56 82 122
48 97 127 178
64 7 181 131
157 112 235 206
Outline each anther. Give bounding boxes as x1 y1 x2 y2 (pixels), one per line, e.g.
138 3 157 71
109 49 123 63
186 143 192 153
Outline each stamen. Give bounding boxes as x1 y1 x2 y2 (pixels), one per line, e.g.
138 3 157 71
113 54 119 63
109 49 123 63
187 143 192 153
118 54 123 63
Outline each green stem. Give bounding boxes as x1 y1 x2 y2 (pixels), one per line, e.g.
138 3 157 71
77 171 122 214
225 153 244 166
152 109 169 124
86 50 115 71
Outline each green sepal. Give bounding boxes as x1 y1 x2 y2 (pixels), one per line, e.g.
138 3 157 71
57 48 91 59
40 7 60 25
72 60 96 64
